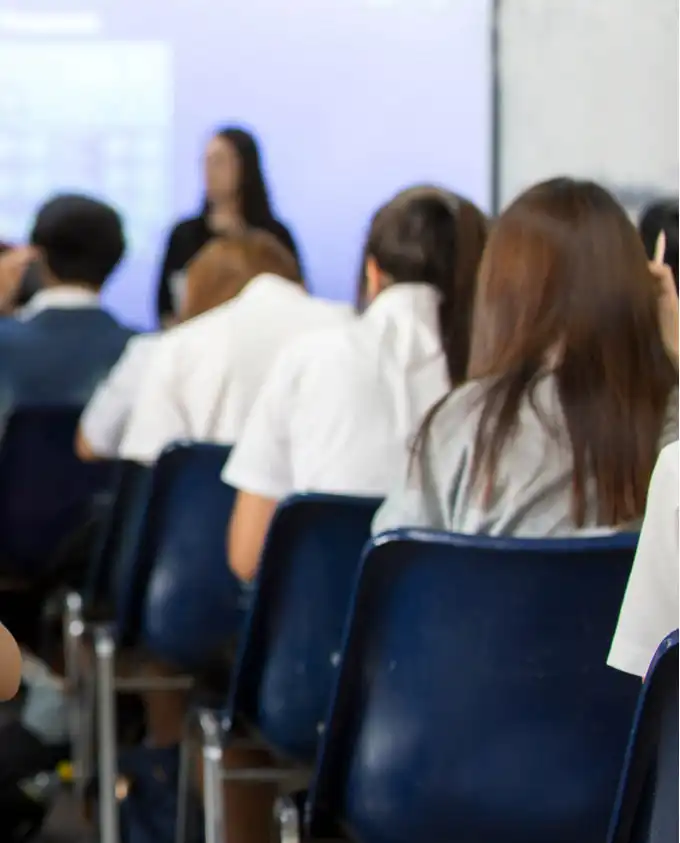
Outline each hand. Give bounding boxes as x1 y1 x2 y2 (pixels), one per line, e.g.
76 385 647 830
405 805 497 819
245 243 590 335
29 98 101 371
0 247 37 314
649 231 678 366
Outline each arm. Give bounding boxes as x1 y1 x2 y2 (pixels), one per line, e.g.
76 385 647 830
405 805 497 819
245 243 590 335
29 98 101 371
222 350 299 581
0 624 21 701
76 337 155 461
228 492 278 582
608 442 679 678
119 338 186 464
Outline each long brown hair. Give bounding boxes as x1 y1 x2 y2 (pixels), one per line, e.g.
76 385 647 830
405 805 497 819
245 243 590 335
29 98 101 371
180 229 302 321
358 185 487 386
464 177 675 527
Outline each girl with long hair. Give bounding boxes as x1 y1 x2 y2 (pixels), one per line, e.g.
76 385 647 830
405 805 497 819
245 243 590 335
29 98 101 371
373 178 678 536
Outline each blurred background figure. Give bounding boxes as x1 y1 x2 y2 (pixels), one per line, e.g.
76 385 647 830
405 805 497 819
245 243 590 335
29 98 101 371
639 198 679 289
156 127 300 326
77 230 303 461
0 195 134 435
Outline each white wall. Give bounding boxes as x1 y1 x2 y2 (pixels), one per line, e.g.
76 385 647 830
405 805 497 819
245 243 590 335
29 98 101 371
498 0 679 212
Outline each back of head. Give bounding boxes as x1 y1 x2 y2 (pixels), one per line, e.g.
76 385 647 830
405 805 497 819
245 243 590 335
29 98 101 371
181 229 302 321
30 194 125 289
639 198 679 290
468 177 676 526
365 185 487 386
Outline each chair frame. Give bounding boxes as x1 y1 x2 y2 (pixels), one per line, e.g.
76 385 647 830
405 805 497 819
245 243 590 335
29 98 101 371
178 492 381 843
277 528 640 843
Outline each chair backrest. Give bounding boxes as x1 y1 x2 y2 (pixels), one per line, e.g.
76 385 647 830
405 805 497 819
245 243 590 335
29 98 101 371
227 493 382 763
133 443 246 670
307 530 641 843
0 406 115 576
82 460 153 621
607 631 678 843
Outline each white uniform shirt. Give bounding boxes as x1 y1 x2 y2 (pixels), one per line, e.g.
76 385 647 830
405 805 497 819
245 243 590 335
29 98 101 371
19 286 100 319
79 333 159 458
120 274 351 463
223 283 450 499
608 440 679 677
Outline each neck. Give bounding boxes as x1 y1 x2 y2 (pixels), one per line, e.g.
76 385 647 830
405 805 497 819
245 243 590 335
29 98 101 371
209 196 241 217
44 278 99 293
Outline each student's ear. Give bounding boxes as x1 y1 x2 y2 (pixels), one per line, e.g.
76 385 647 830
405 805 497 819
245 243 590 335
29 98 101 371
365 256 383 303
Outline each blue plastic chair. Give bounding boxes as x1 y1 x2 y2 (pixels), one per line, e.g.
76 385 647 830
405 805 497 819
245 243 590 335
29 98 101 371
189 493 382 843
63 459 153 796
91 442 246 843
0 406 115 577
292 529 641 843
607 631 678 843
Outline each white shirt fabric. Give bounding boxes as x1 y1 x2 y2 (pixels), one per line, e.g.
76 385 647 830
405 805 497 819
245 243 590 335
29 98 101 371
79 333 159 458
18 285 100 320
608 441 679 677
120 274 351 463
223 283 450 499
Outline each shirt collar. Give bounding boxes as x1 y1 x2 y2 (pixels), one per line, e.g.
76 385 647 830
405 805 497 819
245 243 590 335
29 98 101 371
363 283 441 345
19 286 101 321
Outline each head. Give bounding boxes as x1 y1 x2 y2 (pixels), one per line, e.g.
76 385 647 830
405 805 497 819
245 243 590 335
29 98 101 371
461 177 676 526
362 185 487 386
203 127 275 226
180 229 303 321
639 198 679 290
30 194 125 289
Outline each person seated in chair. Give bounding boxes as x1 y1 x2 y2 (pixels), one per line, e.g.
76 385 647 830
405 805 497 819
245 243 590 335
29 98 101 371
0 194 134 429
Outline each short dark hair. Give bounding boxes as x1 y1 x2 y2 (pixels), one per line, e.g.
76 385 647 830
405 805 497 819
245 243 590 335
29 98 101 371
30 194 125 288
639 198 678 290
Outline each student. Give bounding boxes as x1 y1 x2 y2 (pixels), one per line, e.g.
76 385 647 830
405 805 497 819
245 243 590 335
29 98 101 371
373 178 678 537
120 230 349 463
224 185 487 582
608 440 679 678
156 126 300 324
639 198 678 289
76 231 301 460
0 195 134 429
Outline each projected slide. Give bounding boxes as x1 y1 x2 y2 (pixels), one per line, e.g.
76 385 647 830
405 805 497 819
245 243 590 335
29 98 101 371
0 0 493 327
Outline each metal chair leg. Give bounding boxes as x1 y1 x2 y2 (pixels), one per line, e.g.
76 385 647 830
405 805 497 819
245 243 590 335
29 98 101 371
199 709 226 843
63 592 84 770
94 626 120 843
275 795 301 843
75 665 95 805
175 718 192 843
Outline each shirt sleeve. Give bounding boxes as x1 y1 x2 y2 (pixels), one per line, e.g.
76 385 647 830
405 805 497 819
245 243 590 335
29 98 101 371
608 442 679 677
80 337 153 458
222 349 296 500
119 337 187 464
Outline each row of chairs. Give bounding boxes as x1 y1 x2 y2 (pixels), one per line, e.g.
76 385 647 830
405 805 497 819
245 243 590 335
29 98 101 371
0 407 675 842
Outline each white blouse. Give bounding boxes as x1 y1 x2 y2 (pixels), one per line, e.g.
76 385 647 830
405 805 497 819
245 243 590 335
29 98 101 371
120 274 350 463
608 440 679 677
223 283 450 499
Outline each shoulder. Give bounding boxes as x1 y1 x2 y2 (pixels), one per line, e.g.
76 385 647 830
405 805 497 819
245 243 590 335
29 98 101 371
426 381 486 444
167 216 206 247
267 219 296 247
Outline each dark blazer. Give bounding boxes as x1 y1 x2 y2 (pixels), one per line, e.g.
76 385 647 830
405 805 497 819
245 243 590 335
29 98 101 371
156 214 301 321
0 308 135 422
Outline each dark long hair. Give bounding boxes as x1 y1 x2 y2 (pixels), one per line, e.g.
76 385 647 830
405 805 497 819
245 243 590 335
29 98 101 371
448 177 675 527
203 127 276 228
360 185 487 387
